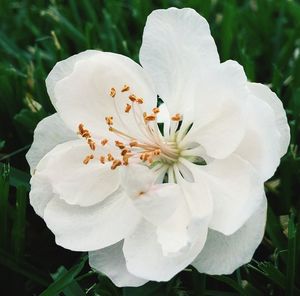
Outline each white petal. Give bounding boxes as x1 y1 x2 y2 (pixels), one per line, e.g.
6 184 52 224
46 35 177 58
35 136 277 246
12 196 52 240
185 155 264 235
123 218 208 281
248 83 290 157
235 94 282 181
192 196 267 274
46 50 101 107
89 241 148 287
26 113 77 174
140 8 219 118
51 51 156 139
180 61 247 159
36 140 121 207
29 174 54 218
43 190 141 251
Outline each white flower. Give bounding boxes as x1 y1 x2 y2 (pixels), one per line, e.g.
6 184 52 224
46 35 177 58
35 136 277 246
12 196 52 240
27 7 290 287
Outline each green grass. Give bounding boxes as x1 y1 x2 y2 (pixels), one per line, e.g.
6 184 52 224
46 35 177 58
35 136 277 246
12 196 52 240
0 0 300 295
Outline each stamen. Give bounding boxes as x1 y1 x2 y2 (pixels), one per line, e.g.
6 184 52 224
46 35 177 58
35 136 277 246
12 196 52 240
129 140 138 147
125 103 132 113
105 116 114 126
121 149 130 156
78 123 91 139
136 98 144 104
101 138 108 146
121 85 130 92
144 114 156 122
129 94 137 102
171 113 181 121
152 107 160 114
83 154 94 165
110 87 116 98
111 159 122 170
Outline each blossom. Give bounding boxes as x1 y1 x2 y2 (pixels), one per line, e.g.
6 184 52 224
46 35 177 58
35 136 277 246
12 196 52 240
26 7 290 287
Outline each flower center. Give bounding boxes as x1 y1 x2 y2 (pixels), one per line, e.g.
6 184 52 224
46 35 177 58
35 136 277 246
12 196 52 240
78 84 206 182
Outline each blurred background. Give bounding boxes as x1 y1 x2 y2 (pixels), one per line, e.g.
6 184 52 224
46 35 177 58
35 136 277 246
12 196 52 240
0 0 300 295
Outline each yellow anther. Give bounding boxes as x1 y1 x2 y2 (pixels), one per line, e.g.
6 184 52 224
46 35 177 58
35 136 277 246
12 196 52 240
100 156 106 164
144 114 156 122
152 107 160 114
110 87 116 98
101 138 108 146
111 159 122 170
129 94 137 102
171 113 181 121
115 140 125 150
136 98 144 104
83 155 94 165
107 153 114 161
153 149 161 155
125 103 132 113
88 139 96 151
121 85 130 92
105 116 114 126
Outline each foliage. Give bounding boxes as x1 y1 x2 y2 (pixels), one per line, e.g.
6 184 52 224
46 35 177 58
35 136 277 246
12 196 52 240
0 0 300 295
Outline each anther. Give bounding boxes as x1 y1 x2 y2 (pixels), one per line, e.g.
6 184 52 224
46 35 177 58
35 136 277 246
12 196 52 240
105 116 114 126
152 107 160 114
83 155 94 165
100 156 106 164
129 94 137 102
136 98 144 104
111 159 122 170
129 140 138 147
121 85 130 92
153 149 161 155
115 140 125 149
171 113 181 121
125 103 132 113
110 87 116 98
144 114 156 122
107 153 114 161
101 138 108 146
121 149 130 156
88 139 96 150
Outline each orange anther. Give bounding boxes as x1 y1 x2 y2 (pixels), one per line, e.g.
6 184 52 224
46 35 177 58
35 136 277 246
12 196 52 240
88 139 96 150
144 114 156 122
129 140 138 147
83 155 94 165
129 94 137 102
107 153 114 161
171 113 181 121
121 85 130 92
105 116 114 126
136 98 144 104
111 159 122 170
152 107 160 114
125 103 132 113
115 140 125 149
100 156 106 164
101 138 108 146
110 87 116 97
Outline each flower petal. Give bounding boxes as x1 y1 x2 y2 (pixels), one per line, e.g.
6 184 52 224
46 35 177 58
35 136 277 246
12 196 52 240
89 241 148 287
185 154 264 235
235 93 282 181
35 140 121 207
140 7 219 118
26 113 77 174
51 51 156 139
248 83 290 157
43 190 141 251
180 61 247 159
192 196 267 274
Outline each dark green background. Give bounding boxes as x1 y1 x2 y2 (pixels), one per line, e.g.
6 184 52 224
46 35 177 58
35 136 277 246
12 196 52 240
0 0 300 295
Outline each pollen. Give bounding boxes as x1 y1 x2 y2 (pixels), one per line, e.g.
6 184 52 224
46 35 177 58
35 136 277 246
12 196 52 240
83 154 94 165
110 87 116 98
171 113 181 121
121 85 130 92
125 103 132 113
111 159 122 170
152 107 160 114
129 94 137 102
78 123 91 139
105 116 114 126
101 138 108 146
